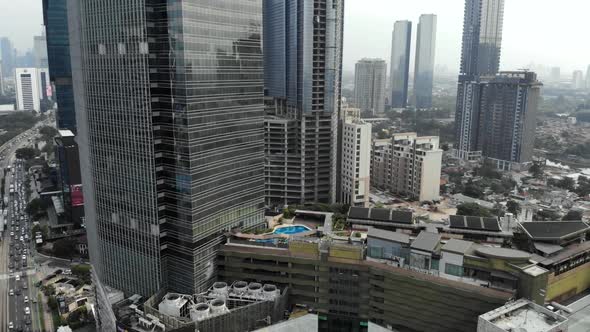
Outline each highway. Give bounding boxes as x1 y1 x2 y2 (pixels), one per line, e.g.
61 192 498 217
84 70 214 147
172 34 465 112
0 120 50 332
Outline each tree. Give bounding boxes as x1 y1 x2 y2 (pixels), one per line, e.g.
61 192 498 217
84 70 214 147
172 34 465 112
528 164 544 179
463 184 485 199
26 198 48 219
507 200 521 216
39 125 58 141
562 210 583 221
534 209 561 221
52 239 77 258
557 177 576 191
48 295 58 310
456 203 493 217
577 176 590 197
15 147 39 160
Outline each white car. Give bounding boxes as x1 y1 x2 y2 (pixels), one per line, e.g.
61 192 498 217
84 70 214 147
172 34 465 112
24 296 29 303
8 321 13 329
10 232 14 236
15 275 20 281
9 289 13 296
22 255 26 260
24 306 30 315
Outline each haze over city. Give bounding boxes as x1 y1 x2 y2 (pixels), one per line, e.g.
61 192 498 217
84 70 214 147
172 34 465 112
2 0 589 74
0 0 590 331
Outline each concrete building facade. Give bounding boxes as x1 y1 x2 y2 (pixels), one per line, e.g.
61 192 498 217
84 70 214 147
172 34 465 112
263 0 344 206
455 71 541 168
572 70 584 90
455 0 505 159
371 133 442 202
353 58 387 116
15 67 41 112
340 113 372 207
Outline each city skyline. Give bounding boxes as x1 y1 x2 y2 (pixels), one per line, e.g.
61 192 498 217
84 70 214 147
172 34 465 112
1 0 589 76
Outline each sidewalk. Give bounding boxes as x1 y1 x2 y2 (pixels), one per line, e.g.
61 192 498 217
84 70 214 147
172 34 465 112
37 269 54 332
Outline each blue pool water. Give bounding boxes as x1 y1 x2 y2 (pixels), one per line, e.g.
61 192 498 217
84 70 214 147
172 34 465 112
273 225 311 235
254 225 312 243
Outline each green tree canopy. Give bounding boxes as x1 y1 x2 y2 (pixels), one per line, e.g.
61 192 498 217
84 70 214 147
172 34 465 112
15 147 39 160
562 210 583 221
456 203 493 217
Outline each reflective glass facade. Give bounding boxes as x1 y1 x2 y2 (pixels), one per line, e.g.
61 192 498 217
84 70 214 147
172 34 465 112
459 0 504 77
389 20 411 108
413 14 437 109
69 0 265 296
262 0 344 205
43 0 76 131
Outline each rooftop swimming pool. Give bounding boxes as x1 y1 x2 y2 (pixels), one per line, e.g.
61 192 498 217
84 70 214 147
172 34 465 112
254 225 312 243
273 225 311 235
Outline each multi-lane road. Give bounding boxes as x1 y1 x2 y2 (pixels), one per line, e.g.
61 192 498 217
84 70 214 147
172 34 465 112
0 122 49 332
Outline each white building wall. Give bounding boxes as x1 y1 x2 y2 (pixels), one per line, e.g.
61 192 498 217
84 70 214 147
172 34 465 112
15 68 40 112
341 120 372 207
419 149 442 201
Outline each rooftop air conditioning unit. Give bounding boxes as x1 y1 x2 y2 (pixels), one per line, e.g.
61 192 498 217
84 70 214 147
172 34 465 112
190 303 210 321
209 298 229 316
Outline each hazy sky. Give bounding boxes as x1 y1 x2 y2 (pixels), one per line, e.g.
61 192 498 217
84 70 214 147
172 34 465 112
1 0 588 75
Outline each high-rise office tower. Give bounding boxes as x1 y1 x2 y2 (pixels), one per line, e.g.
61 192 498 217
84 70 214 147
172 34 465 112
15 68 41 112
43 0 76 130
456 71 541 169
44 0 82 226
390 20 412 108
354 58 387 115
459 0 505 77
413 14 437 109
586 65 590 90
0 64 4 95
34 32 49 69
455 0 505 159
0 38 15 79
68 0 265 296
263 0 344 206
550 67 561 83
572 70 585 90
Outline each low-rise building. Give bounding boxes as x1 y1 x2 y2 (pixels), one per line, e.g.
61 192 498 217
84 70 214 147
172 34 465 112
371 133 442 202
477 299 568 332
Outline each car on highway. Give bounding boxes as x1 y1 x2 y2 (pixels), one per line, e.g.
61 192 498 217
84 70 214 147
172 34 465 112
10 231 14 236
9 289 13 296
8 321 13 329
24 307 30 315
15 274 20 281
24 296 29 303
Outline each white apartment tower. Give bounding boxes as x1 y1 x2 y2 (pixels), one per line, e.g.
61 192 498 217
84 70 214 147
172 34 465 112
340 110 372 207
15 68 41 112
371 133 442 202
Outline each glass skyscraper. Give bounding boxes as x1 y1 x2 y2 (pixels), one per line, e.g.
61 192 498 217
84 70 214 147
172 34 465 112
69 0 265 296
43 0 76 131
459 0 504 77
389 20 412 108
413 14 437 109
